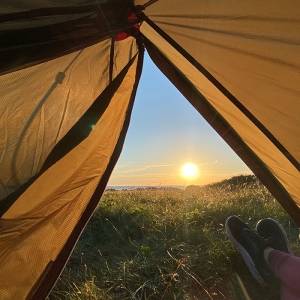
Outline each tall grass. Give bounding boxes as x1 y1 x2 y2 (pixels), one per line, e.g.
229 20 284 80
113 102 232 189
50 177 299 300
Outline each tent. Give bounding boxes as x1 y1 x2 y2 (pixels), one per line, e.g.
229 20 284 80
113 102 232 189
0 0 299 298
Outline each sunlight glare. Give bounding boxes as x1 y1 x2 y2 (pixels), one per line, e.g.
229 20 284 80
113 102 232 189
181 162 199 180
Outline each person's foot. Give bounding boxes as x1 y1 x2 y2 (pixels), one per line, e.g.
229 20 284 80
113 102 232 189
256 218 291 254
225 216 272 285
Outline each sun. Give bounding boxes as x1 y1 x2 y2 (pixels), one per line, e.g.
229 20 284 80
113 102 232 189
181 162 199 180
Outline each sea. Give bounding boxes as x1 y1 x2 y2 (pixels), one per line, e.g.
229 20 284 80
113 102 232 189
106 185 185 191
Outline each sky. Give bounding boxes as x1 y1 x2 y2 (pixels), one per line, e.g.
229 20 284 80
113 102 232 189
108 53 251 186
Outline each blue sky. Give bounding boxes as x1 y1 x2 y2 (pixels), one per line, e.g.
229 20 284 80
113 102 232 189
108 53 250 186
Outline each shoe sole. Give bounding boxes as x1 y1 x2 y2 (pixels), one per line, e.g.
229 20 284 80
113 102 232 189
225 218 265 285
256 218 292 254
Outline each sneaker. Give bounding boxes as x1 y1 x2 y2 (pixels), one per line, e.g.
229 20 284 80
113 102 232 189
225 216 272 285
256 218 291 254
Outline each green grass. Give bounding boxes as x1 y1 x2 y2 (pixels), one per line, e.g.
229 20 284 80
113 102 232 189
50 176 299 300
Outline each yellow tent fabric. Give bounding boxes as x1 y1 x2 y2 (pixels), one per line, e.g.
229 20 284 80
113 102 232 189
0 53 141 300
137 0 300 212
140 22 300 209
0 37 137 202
139 0 300 162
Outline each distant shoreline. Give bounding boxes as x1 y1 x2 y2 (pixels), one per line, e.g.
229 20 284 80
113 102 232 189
106 185 185 191
106 175 258 191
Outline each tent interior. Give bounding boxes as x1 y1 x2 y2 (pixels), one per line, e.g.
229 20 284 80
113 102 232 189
0 0 299 298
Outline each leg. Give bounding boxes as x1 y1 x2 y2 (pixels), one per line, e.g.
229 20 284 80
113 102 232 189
267 249 300 300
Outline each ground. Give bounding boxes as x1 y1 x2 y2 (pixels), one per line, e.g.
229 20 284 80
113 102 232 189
50 176 299 300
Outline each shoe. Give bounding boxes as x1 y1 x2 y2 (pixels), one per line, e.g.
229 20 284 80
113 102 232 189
225 216 272 285
256 218 291 254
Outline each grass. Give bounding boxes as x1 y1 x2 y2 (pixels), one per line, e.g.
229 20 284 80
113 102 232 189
50 176 299 300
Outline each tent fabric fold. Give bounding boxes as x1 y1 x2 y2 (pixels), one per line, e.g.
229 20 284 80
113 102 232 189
0 48 138 217
0 36 138 203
